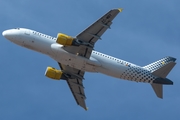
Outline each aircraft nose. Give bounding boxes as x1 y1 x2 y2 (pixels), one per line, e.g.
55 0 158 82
2 30 11 39
2 29 23 45
2 30 7 37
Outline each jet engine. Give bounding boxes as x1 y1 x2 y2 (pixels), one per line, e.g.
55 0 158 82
45 67 63 80
56 33 93 47
56 33 74 46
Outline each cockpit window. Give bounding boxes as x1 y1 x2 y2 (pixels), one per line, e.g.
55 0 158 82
15 28 20 30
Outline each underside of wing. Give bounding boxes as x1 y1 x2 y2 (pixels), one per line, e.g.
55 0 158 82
66 78 87 110
58 63 87 110
63 8 123 59
76 8 123 46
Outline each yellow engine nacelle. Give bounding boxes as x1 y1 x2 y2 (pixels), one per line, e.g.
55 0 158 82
56 33 74 46
45 67 63 80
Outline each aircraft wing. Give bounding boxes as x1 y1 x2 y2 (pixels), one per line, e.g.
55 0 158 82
58 63 87 110
76 8 123 46
63 8 123 58
57 8 123 110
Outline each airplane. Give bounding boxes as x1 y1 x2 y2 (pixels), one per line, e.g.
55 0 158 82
2 8 176 110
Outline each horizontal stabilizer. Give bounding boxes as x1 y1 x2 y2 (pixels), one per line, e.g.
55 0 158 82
151 83 163 98
153 77 173 85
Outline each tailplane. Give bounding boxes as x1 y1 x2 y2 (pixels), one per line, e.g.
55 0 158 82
143 56 177 98
151 84 163 98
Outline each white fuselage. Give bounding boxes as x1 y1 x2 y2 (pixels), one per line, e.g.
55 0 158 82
2 28 157 83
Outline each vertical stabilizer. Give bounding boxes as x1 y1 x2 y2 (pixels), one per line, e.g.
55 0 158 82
152 62 176 78
143 56 176 75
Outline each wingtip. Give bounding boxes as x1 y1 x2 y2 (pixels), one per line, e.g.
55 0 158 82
85 107 88 111
118 8 123 12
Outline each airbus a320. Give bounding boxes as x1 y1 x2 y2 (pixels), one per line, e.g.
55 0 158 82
2 8 176 110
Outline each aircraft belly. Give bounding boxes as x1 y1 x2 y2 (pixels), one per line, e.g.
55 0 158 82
98 61 129 79
50 44 99 72
50 44 70 65
56 54 99 72
68 55 100 72
95 56 156 83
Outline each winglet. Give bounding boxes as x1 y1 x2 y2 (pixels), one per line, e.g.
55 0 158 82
118 8 123 12
85 107 88 111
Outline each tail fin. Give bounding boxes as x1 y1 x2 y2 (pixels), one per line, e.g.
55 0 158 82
143 56 176 76
143 56 177 98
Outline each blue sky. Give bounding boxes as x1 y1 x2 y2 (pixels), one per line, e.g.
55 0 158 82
0 0 180 119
